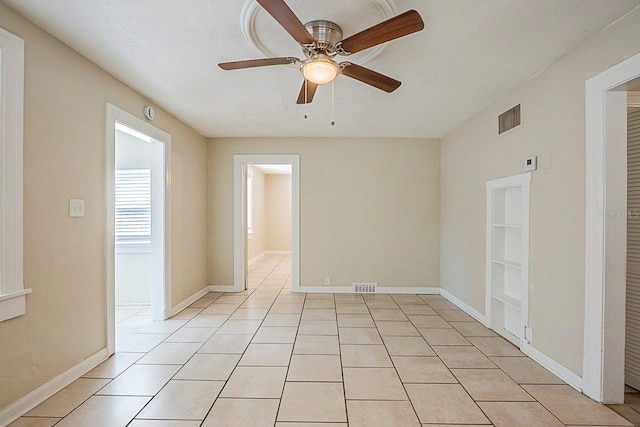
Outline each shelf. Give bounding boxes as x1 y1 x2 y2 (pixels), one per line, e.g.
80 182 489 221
492 258 522 268
492 291 521 309
493 223 522 229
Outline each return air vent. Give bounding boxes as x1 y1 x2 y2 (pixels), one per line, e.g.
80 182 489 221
498 104 521 134
353 283 377 293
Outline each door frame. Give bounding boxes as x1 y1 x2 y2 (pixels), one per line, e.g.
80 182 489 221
233 154 300 292
584 51 640 403
105 103 172 355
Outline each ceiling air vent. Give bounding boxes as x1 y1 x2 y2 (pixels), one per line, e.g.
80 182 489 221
498 104 521 134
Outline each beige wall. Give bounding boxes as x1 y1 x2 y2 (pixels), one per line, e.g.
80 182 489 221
265 174 292 251
0 3 208 411
208 137 441 288
247 166 266 260
441 7 640 376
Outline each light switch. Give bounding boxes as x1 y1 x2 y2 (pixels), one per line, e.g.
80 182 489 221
69 199 85 217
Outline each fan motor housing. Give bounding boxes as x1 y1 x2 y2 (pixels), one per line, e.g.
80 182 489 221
304 20 343 54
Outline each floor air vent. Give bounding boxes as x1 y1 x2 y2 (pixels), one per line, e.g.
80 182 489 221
353 283 377 293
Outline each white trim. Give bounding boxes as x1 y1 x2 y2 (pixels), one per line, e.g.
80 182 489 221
296 286 440 294
0 348 108 427
234 155 300 292
0 27 26 321
0 288 31 302
0 289 32 323
105 103 172 356
629 91 640 107
208 285 236 292
584 51 640 403
522 343 583 391
378 287 440 294
485 172 531 335
439 287 579 391
440 288 489 326
297 286 359 294
168 286 210 317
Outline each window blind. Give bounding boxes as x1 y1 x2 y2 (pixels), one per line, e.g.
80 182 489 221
626 107 640 390
115 169 151 239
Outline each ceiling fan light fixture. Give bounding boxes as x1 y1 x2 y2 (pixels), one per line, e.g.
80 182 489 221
301 54 340 85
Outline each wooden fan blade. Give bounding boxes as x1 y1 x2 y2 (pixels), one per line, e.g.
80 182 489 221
340 10 424 54
257 0 315 45
297 80 318 104
218 57 299 70
340 63 401 93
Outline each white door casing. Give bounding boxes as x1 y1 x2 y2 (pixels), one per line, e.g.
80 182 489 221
584 51 640 403
105 103 172 355
233 155 300 292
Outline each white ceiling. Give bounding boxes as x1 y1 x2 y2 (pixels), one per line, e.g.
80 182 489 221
3 0 639 138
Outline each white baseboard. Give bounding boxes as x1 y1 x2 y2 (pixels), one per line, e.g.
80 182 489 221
168 286 210 317
379 286 440 294
439 288 489 326
203 279 581 394
522 342 583 391
296 286 354 294
208 285 235 292
296 286 440 294
438 288 583 391
0 348 108 427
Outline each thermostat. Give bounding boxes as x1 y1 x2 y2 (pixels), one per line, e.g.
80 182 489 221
143 105 155 121
524 156 537 172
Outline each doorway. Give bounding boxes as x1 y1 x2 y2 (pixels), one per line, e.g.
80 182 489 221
584 52 640 403
246 164 293 290
105 104 172 355
233 155 300 292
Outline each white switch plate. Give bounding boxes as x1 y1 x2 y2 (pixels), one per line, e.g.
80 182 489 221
69 199 85 217
324 277 331 286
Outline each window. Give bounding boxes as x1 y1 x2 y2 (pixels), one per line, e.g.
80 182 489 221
115 169 151 243
247 171 253 234
0 27 29 322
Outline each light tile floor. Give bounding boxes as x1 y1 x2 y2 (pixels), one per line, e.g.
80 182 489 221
608 386 640 426
10 254 634 426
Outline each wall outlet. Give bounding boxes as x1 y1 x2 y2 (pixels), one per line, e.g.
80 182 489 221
324 277 331 286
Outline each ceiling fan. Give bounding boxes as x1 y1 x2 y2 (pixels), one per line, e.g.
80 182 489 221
218 0 424 105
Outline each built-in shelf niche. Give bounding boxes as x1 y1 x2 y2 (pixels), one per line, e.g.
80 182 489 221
486 172 531 347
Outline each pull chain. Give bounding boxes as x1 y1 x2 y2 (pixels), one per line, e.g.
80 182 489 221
331 79 335 126
304 79 308 119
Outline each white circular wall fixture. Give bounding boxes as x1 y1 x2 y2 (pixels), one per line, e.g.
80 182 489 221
241 0 398 66
144 105 155 121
